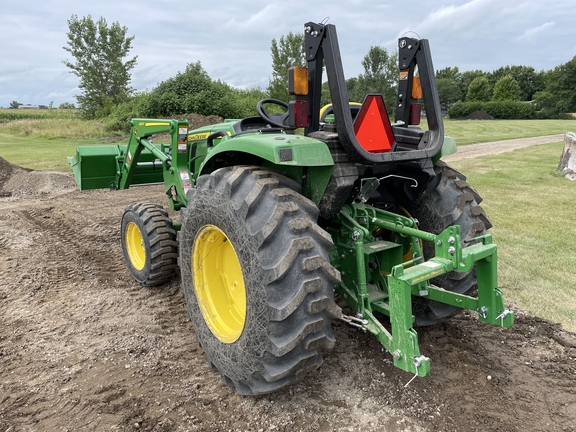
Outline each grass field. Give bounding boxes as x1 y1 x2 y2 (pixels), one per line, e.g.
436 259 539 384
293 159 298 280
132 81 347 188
443 118 575 145
451 141 576 332
0 114 124 171
0 132 113 171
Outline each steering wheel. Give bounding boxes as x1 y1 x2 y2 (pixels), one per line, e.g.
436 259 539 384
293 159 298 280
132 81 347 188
256 98 295 129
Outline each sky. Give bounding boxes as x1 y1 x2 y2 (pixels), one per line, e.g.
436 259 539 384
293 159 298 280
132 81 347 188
1 0 575 107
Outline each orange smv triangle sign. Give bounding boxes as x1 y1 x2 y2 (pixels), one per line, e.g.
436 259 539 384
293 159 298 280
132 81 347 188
353 94 395 153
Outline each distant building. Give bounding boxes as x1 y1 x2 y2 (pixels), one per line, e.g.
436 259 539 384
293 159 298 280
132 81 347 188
18 104 40 109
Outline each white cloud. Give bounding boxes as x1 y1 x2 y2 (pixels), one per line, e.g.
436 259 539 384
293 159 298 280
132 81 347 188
2 0 576 105
516 22 556 41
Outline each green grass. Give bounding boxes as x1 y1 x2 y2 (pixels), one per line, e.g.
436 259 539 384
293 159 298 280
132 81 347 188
443 118 576 145
0 116 125 171
451 141 576 332
0 132 115 172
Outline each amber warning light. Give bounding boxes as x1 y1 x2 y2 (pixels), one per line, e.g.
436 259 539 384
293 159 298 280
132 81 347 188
353 95 395 153
288 67 308 96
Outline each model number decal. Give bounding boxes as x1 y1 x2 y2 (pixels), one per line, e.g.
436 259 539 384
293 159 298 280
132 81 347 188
188 132 210 141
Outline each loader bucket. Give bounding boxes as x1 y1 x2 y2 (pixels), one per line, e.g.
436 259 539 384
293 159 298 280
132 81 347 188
68 144 167 191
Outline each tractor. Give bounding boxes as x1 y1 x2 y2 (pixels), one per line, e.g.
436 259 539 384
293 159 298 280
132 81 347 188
68 20 513 395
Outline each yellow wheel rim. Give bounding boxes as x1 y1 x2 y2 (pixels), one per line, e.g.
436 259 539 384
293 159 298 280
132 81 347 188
192 225 246 343
126 221 146 271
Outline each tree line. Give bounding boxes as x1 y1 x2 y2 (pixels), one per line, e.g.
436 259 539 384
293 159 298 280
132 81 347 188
8 101 75 109
436 63 576 119
59 15 576 128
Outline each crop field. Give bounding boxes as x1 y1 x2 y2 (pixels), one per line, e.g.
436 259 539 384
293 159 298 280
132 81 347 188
0 107 78 122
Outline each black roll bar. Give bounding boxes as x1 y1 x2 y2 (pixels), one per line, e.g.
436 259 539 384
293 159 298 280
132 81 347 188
303 21 444 164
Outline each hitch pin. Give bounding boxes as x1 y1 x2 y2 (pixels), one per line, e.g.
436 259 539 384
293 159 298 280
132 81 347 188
496 309 512 327
404 355 427 388
340 314 368 331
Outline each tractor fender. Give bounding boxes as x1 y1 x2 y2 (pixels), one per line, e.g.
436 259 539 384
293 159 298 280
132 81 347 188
197 133 335 205
433 135 457 164
198 133 334 173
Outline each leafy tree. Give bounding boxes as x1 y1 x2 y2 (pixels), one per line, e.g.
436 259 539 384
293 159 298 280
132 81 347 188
154 61 213 97
545 55 576 113
436 78 462 112
62 14 137 119
345 77 358 101
321 81 332 107
488 65 545 101
58 102 76 109
351 46 398 115
319 77 359 107
492 75 521 101
533 91 556 112
9 101 21 109
151 61 246 118
461 70 487 101
235 87 267 118
268 32 306 101
132 61 262 120
466 76 492 102
436 66 461 81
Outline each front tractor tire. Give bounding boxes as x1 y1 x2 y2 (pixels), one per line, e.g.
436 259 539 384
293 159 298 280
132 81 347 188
180 166 341 395
120 202 179 286
407 161 493 326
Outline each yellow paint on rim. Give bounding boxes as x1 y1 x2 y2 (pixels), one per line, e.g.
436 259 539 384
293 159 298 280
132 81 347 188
126 221 146 270
192 225 246 343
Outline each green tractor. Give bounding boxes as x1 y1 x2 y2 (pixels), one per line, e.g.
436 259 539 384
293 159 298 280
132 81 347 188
69 20 513 395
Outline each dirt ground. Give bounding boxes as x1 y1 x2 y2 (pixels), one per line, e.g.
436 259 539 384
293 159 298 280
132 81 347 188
442 134 565 162
1 151 575 432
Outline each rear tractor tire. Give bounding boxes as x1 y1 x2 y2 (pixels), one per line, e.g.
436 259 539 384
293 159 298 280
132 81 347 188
406 161 492 326
120 202 179 286
180 166 341 395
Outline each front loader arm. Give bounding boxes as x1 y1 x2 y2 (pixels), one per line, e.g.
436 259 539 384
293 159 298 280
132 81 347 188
115 119 191 211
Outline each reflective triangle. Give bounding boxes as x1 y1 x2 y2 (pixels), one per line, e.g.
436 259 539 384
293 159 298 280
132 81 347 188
353 94 395 153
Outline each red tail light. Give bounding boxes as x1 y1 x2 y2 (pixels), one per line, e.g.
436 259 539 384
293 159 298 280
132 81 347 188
288 100 309 128
409 103 421 125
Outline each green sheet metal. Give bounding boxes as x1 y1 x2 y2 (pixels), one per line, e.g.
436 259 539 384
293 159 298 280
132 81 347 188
67 143 167 191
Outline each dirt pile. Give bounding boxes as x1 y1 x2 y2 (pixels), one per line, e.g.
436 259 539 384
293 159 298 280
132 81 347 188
0 156 75 197
0 157 29 196
160 113 224 130
462 110 495 120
